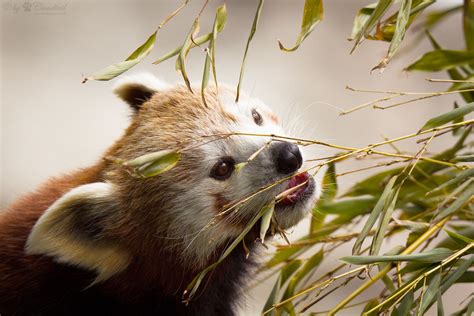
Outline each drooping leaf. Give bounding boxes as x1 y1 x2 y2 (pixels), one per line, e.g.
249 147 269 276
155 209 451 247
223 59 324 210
429 167 474 194
434 180 474 220
392 290 414 316
350 3 376 40
262 260 302 315
443 228 474 245
417 271 441 315
406 49 474 72
281 249 324 313
353 176 398 255
260 202 275 243
153 13 226 65
341 248 453 264
278 0 323 52
84 31 157 82
419 102 474 131
371 184 401 256
311 162 337 233
235 0 265 102
464 0 474 51
350 0 394 53
373 0 412 71
177 18 200 92
201 5 227 106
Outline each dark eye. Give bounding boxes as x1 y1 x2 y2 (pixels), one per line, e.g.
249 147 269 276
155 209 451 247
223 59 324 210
210 157 235 180
252 109 263 125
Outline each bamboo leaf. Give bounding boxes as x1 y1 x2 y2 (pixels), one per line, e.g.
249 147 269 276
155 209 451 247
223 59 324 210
341 248 453 264
266 245 302 268
260 202 275 243
429 167 474 194
443 228 474 245
406 49 474 72
392 291 414 316
153 13 226 65
278 0 323 52
350 3 376 40
350 0 394 53
419 102 474 131
417 271 441 315
371 184 401 256
434 181 474 220
124 149 177 167
235 0 265 102
177 18 200 93
363 299 380 316
373 0 412 71
437 291 444 316
135 151 181 178
464 0 474 51
262 260 302 315
84 31 157 82
353 176 398 255
425 5 462 28
319 197 377 216
311 162 337 233
201 5 227 106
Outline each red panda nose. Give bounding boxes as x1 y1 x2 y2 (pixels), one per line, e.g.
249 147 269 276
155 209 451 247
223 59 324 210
273 142 303 174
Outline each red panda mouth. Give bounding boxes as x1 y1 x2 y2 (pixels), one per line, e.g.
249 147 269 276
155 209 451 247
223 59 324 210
276 172 313 206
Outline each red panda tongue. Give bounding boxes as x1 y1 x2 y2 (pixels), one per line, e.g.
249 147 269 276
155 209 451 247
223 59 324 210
278 172 310 206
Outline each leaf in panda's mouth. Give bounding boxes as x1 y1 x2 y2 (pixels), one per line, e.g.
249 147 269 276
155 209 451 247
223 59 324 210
276 172 311 206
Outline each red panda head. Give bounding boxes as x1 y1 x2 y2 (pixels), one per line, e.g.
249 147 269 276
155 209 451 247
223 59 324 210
26 74 320 282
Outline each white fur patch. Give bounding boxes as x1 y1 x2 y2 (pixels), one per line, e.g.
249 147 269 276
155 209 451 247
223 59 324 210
113 72 171 99
26 182 131 284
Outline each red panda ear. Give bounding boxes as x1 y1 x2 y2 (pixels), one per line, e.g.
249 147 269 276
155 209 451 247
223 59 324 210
113 73 170 111
25 182 131 285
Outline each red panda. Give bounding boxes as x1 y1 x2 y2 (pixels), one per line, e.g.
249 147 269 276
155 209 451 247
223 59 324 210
0 74 319 315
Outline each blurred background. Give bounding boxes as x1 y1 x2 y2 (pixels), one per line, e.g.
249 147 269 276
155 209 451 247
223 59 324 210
1 0 468 314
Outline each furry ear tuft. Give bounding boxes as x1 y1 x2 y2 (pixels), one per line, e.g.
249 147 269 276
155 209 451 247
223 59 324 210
113 73 170 111
26 182 131 284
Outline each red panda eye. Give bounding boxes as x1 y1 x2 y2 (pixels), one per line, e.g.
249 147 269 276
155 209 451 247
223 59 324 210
252 109 263 125
210 158 235 180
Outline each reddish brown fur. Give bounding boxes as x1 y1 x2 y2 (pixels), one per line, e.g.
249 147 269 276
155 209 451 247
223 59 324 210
0 86 257 315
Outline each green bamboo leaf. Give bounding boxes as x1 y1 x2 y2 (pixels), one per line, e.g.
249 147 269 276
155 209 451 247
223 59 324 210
362 299 380 316
260 202 275 243
262 260 302 315
393 219 430 233
417 271 442 315
391 291 414 316
406 49 474 72
464 0 474 51
201 5 227 106
177 18 200 93
437 226 474 249
440 255 474 294
124 149 177 167
266 245 302 268
437 291 444 316
135 151 181 178
373 0 412 71
350 3 376 40
419 102 474 131
278 0 323 52
153 13 226 65
235 0 265 102
84 31 157 82
371 184 401 256
443 228 474 245
434 180 474 220
353 176 398 255
429 167 474 194
350 0 394 53
311 162 336 233
281 249 323 313
341 248 453 264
